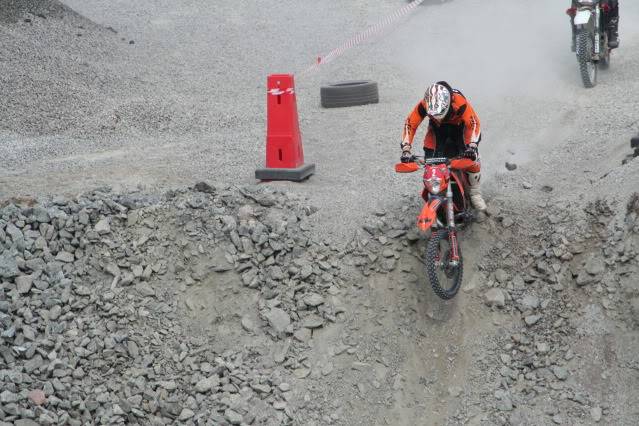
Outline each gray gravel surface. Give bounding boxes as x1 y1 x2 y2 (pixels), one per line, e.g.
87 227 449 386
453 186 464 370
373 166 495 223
2 0 639 237
2 1 639 232
2 0 639 425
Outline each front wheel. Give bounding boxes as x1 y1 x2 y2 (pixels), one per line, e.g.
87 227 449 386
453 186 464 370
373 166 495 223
426 229 463 300
577 30 597 88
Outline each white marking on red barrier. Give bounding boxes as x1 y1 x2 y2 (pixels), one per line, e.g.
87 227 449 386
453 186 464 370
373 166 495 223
268 88 295 96
298 0 426 77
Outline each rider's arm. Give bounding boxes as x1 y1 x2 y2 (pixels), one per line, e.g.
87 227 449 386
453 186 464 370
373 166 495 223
401 100 428 146
460 101 481 146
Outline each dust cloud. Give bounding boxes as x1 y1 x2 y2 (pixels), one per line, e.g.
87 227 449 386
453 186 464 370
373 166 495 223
384 0 611 166
392 0 579 104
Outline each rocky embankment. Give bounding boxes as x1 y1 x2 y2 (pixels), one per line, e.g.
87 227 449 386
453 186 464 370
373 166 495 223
1 184 638 425
0 184 362 425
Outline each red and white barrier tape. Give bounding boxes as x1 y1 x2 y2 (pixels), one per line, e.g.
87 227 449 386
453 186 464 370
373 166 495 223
297 0 425 77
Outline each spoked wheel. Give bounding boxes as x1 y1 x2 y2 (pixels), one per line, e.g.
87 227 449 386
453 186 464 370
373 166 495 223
425 229 463 300
577 30 597 88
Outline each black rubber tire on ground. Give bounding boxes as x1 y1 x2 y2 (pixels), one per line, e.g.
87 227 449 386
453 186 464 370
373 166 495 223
425 229 463 300
577 30 597 88
320 80 379 108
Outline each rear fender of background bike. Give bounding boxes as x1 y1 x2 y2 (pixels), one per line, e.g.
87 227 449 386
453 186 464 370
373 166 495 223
573 9 592 26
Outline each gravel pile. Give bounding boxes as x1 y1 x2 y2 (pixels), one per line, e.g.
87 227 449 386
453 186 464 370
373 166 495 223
0 0 140 139
447 194 639 425
0 183 361 425
0 0 70 24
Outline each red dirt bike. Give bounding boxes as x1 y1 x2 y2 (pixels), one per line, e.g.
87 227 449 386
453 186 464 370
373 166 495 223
395 155 476 300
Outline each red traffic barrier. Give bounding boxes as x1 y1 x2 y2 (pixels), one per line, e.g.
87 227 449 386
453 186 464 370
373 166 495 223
255 74 315 181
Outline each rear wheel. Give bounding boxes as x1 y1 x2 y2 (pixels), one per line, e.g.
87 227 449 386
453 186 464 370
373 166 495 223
577 30 597 88
426 229 463 300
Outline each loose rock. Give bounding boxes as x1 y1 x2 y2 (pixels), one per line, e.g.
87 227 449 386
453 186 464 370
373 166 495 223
484 288 506 308
303 293 324 307
265 308 291 334
27 389 46 406
94 218 111 234
16 275 34 294
302 314 324 329
225 409 243 425
585 255 605 275
524 315 541 326
195 376 219 393
590 406 602 422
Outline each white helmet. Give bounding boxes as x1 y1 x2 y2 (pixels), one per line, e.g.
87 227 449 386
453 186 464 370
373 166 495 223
424 83 451 120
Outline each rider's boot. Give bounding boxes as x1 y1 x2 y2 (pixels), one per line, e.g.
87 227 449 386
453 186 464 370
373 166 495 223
608 16 619 48
467 172 487 212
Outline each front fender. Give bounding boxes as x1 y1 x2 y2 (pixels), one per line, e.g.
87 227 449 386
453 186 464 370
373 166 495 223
417 199 442 232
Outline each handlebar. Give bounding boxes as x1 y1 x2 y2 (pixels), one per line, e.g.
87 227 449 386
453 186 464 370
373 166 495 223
406 155 450 165
423 157 451 165
396 155 476 174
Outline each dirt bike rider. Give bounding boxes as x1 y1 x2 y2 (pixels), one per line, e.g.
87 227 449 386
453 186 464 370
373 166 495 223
400 81 487 211
570 0 619 49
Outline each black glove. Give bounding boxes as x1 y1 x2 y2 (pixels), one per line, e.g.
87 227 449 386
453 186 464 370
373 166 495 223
463 143 478 161
400 150 413 163
400 143 412 163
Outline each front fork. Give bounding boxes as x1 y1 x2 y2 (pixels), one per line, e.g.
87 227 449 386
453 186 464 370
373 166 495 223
445 177 460 264
594 6 601 58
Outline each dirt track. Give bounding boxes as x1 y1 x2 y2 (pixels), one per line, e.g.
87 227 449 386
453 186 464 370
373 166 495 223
1 1 639 425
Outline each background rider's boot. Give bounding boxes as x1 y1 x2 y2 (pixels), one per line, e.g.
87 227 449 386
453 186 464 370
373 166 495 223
608 17 619 48
467 172 487 212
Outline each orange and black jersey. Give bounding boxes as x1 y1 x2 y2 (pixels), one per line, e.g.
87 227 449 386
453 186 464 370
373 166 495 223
402 90 481 149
